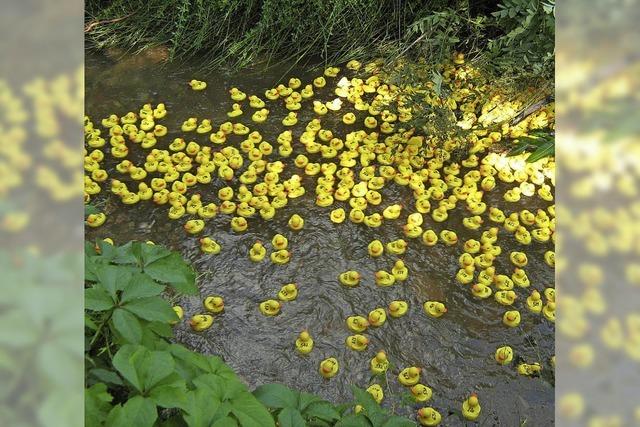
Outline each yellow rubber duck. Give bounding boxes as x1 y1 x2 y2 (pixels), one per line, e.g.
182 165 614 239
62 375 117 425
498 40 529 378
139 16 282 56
494 290 516 306
270 249 290 265
544 250 555 267
346 315 369 333
463 239 481 254
368 308 387 327
387 300 409 318
489 207 506 223
517 362 542 376
392 260 408 281
346 334 369 351
370 351 390 374
282 112 298 126
170 306 183 325
382 204 402 220
495 346 513 365
272 234 288 250
420 230 437 247
526 290 543 313
387 239 407 255
86 213 106 227
184 219 205 235
296 330 314 354
227 103 243 117
278 283 298 301
471 283 492 299
439 230 458 245
512 268 530 287
366 240 384 258
423 301 447 318
544 287 555 302
503 310 521 327
365 384 384 405
313 76 326 88
249 242 267 262
431 207 448 222
375 270 396 287
342 112 356 125
229 87 246 101
339 271 361 287
398 366 421 386
189 314 213 331
189 79 207 90
462 394 481 421
181 118 197 132
456 266 475 284
330 208 345 223
543 302 556 322
259 299 281 316
203 296 224 314
417 407 441 426
231 217 248 233
319 358 339 379
288 214 304 231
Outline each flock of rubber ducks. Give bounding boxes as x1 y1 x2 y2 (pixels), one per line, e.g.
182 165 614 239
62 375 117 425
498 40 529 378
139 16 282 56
85 53 555 424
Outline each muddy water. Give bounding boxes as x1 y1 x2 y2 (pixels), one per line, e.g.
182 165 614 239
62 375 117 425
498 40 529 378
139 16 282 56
86 53 554 425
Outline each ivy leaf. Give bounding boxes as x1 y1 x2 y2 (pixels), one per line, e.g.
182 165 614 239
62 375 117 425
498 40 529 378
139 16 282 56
253 383 299 409
277 407 306 427
123 297 178 323
85 287 115 311
105 395 157 427
111 308 142 344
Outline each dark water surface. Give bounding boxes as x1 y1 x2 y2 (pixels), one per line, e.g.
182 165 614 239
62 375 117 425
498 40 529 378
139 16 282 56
86 53 554 425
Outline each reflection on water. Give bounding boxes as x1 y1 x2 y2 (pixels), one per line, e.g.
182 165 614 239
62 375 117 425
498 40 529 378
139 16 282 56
85 53 554 425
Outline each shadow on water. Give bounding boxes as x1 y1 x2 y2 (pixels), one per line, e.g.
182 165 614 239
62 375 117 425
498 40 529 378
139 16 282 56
85 53 554 425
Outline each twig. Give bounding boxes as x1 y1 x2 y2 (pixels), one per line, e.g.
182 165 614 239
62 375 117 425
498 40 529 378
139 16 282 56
85 12 136 33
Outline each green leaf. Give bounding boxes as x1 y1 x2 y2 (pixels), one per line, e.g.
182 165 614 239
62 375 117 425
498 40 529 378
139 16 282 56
526 140 554 162
298 392 322 411
89 368 123 386
139 350 176 392
149 381 188 409
351 386 382 417
85 383 113 427
380 416 416 427
335 414 372 427
253 383 299 409
212 416 239 427
112 308 142 344
278 407 306 427
304 401 341 422
144 253 198 295
121 273 165 303
112 345 143 392
140 242 173 266
229 391 275 427
112 241 141 265
182 388 221 427
123 297 178 323
95 264 132 297
105 396 157 427
85 287 115 311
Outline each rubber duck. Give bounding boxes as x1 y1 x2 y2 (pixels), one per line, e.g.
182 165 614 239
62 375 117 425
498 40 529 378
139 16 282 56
417 407 441 426
384 301 408 319
440 230 458 245
517 362 542 376
170 306 183 325
375 270 396 287
313 76 326 88
463 239 481 254
230 217 248 233
489 207 506 223
249 242 267 262
203 296 224 314
189 79 207 90
543 302 556 322
392 260 408 281
423 301 447 318
512 268 530 287
153 103 166 119
495 346 513 365
503 310 521 327
278 283 298 301
272 234 288 250
368 308 387 327
346 334 369 351
282 112 297 126
471 283 492 299
295 330 314 354
86 213 106 227
526 290 543 313
189 314 213 331
370 351 389 374
462 394 481 421
342 112 356 125
419 230 436 247
198 237 220 255
387 239 408 255
227 103 243 117
184 219 205 235
181 118 197 132
288 214 304 231
329 208 345 223
319 358 339 379
249 95 265 108
339 271 361 287
259 299 281 316
431 207 448 222
514 227 532 245
398 367 421 386
346 315 369 333
544 287 555 302
368 240 384 257
196 119 212 134
494 290 517 306
229 87 246 101
270 249 290 265
456 266 475 285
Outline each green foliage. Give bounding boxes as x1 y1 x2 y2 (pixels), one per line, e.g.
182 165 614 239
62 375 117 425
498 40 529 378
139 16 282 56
85 241 415 426
507 130 555 162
